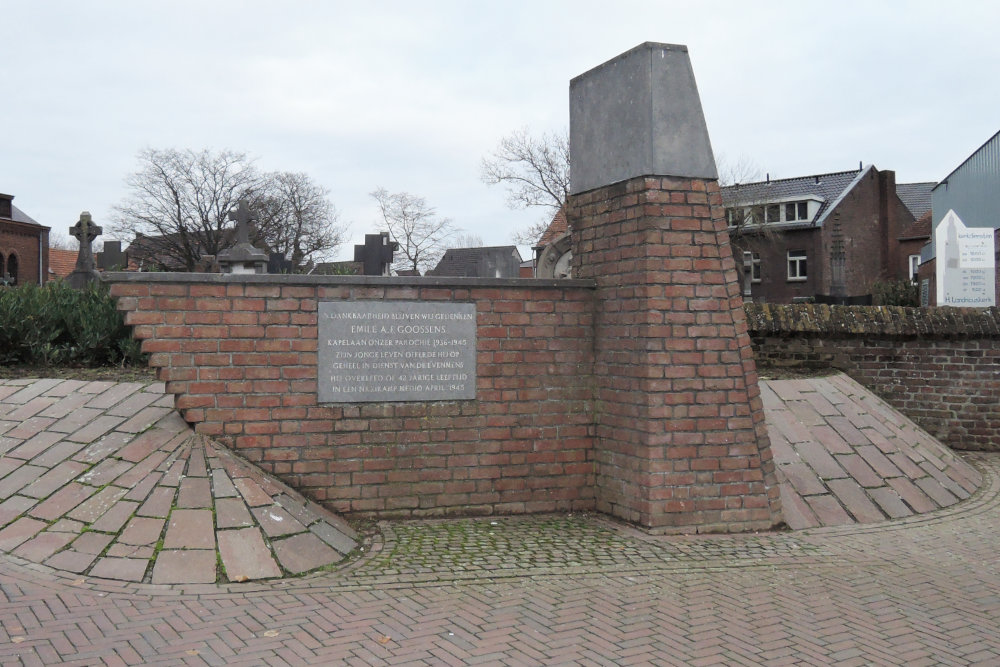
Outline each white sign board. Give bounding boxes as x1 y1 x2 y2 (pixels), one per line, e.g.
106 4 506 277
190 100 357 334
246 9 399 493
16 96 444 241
935 210 996 307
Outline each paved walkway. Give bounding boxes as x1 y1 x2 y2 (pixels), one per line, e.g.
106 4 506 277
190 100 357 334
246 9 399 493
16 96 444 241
1 374 999 664
0 379 356 585
763 373 980 528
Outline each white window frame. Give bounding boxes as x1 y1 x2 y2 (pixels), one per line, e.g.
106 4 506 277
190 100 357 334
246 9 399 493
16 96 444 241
908 254 921 281
787 250 807 281
750 252 761 282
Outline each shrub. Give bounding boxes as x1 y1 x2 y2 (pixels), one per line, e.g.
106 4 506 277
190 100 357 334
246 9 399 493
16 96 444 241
0 281 145 367
872 279 920 307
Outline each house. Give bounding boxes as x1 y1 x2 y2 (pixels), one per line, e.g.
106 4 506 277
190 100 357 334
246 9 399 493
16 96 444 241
426 246 523 278
917 130 1000 306
48 248 77 281
721 166 927 304
0 193 49 286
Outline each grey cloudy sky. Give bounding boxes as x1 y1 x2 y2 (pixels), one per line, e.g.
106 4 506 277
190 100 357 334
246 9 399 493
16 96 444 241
3 1 998 259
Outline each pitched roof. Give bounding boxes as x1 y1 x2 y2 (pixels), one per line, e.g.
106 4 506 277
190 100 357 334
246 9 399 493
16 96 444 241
11 205 40 226
899 210 932 241
427 246 522 278
535 208 568 249
896 182 935 220
721 167 871 228
48 248 77 280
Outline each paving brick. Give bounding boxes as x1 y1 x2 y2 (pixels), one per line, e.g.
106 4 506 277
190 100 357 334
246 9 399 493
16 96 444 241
28 482 95 521
868 487 913 519
151 549 217 584
218 528 282 581
90 500 140 533
21 461 89 499
89 556 148 581
66 415 126 443
70 531 116 555
177 477 213 509
163 509 215 549
0 516 47 550
826 478 886 523
803 494 852 527
49 407 104 434
234 478 273 507
118 407 173 434
7 431 63 460
794 442 846 481
211 469 238 497
137 486 176 518
13 531 75 561
215 497 254 529
310 522 357 555
0 495 37 528
776 463 826 497
72 431 133 463
67 486 128 523
43 548 99 573
271 532 339 574
118 517 166 546
252 506 306 538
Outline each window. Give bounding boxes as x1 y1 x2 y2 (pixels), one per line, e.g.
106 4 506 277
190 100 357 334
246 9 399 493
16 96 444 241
787 250 807 281
750 252 761 282
785 201 809 222
765 204 781 223
725 207 745 226
5 254 17 286
908 255 921 281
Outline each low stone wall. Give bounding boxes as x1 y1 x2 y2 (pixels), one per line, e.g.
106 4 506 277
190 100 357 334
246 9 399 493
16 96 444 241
746 304 1000 451
108 273 596 517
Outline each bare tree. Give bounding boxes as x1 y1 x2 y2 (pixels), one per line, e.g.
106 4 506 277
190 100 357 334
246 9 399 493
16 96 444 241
370 188 456 274
256 172 347 272
481 127 570 246
111 148 264 271
451 233 485 249
112 149 346 272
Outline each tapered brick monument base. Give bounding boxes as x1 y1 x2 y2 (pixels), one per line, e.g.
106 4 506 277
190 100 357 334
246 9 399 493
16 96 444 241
570 176 781 532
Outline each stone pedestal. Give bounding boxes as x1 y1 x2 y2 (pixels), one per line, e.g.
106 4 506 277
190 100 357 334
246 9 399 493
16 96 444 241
569 43 781 532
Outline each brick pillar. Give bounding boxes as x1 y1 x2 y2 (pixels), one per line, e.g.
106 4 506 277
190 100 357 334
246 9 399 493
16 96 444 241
569 43 781 533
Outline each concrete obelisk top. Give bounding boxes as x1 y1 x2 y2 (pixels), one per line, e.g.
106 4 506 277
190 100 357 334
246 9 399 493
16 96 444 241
569 42 718 194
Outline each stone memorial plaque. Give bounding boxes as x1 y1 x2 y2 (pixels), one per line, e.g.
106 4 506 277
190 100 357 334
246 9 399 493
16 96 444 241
318 301 476 403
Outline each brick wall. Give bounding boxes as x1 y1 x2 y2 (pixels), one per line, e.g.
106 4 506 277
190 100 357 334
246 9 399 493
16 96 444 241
109 275 596 517
746 303 1000 451
569 176 782 533
0 220 49 286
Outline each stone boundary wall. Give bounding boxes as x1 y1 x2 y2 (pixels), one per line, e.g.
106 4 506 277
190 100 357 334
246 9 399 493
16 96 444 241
107 273 597 517
746 304 1000 451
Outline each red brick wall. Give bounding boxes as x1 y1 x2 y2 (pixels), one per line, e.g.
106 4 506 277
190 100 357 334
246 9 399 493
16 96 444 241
746 303 1000 451
110 277 596 517
569 176 782 533
0 220 49 286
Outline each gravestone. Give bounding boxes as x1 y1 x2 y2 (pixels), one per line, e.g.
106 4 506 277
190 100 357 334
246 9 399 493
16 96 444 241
217 200 269 274
67 211 103 289
97 240 126 271
353 232 398 276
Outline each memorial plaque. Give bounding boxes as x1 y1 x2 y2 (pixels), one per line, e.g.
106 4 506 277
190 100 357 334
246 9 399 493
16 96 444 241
318 301 476 403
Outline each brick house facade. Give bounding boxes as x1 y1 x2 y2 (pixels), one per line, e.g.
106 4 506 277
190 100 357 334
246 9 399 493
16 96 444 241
722 167 928 304
0 193 49 286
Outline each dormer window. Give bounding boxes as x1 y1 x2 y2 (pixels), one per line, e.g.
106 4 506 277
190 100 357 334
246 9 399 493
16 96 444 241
785 201 809 222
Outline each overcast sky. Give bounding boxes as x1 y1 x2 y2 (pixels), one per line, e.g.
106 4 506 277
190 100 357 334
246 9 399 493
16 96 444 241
3 1 998 259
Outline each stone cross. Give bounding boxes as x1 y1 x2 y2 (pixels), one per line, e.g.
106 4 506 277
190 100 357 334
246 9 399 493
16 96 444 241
228 199 253 244
353 232 399 276
69 211 102 273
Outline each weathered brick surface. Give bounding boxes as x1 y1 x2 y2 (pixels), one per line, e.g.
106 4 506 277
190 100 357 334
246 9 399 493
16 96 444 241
568 176 782 532
747 303 1000 451
110 277 598 520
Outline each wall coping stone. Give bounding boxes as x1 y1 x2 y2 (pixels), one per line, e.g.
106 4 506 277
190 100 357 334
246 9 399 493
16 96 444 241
101 272 596 290
746 303 1000 338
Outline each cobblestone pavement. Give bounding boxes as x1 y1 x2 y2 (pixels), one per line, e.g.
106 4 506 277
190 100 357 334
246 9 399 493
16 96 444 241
1 456 999 664
2 377 999 665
